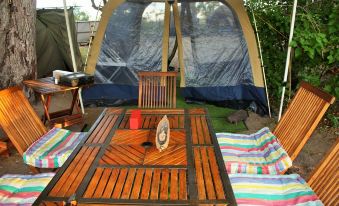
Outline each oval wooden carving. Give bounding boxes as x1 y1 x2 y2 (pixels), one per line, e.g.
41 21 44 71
156 115 170 152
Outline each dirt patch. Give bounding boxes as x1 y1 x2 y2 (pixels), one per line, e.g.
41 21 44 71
291 127 337 179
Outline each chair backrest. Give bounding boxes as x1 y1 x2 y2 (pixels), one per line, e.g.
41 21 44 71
0 87 47 155
273 81 335 161
308 139 338 205
138 71 177 108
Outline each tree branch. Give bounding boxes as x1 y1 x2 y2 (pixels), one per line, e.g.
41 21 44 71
91 0 100 10
91 0 107 11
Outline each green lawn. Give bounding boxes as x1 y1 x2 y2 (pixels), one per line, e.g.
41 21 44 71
176 92 246 133
121 90 246 133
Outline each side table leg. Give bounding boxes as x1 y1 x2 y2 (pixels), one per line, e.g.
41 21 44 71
69 89 80 115
0 141 9 157
40 94 51 123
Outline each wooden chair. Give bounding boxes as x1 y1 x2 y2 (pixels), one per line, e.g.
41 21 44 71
217 81 335 174
0 87 47 156
229 139 338 205
308 138 338 205
138 71 177 108
273 81 336 161
0 87 86 173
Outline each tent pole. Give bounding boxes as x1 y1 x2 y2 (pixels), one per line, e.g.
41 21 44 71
172 0 185 87
278 0 298 121
250 7 271 118
161 0 171 72
63 0 85 114
84 0 102 73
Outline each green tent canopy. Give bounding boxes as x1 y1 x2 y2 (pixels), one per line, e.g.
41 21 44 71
36 8 82 77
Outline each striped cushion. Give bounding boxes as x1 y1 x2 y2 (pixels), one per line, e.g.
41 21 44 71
23 128 86 168
217 127 292 174
0 173 54 206
230 174 323 206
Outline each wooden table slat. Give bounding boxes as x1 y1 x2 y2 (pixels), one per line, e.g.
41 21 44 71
93 168 112 198
111 168 128 199
196 116 205 144
178 169 187 200
140 169 153 199
169 169 178 200
92 115 118 144
83 168 104 198
159 169 169 200
102 169 120 198
200 147 217 199
201 116 212 144
121 168 137 199
193 147 206 200
130 169 145 199
150 168 161 200
207 147 226 200
86 115 110 143
65 147 101 196
191 117 198 144
49 147 97 196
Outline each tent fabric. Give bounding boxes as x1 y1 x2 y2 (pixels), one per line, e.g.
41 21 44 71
36 9 82 77
226 0 263 87
178 1 267 114
83 0 268 114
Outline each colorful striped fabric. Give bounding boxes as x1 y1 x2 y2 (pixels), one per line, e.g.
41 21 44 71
0 173 54 206
230 173 323 206
23 128 86 168
216 127 292 174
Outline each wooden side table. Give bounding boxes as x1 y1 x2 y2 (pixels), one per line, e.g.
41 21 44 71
23 77 84 128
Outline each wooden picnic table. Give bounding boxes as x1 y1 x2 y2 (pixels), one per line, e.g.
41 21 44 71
23 77 84 127
34 108 237 205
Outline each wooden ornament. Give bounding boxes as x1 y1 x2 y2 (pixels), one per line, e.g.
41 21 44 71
156 115 170 152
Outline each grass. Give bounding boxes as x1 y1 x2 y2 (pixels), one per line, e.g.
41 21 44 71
175 92 246 133
121 90 246 133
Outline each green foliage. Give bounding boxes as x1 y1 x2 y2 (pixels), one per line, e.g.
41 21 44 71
326 6 339 64
74 7 89 21
245 0 338 101
327 114 339 128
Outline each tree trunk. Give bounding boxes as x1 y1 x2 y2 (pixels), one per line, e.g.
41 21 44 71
0 0 37 89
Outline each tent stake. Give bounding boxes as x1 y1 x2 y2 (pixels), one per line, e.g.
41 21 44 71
250 6 271 118
63 0 85 114
278 0 298 121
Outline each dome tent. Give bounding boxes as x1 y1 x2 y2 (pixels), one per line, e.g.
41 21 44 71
83 0 269 115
